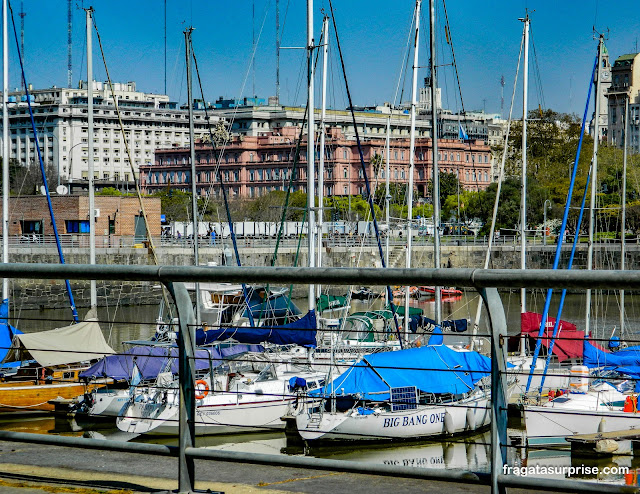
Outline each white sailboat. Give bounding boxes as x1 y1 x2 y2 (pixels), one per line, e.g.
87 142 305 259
295 333 493 442
117 358 325 435
294 1 499 443
522 35 640 446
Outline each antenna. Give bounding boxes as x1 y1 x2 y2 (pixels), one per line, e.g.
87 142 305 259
252 0 255 98
19 0 25 91
276 0 280 103
500 74 505 117
164 0 167 94
67 0 72 87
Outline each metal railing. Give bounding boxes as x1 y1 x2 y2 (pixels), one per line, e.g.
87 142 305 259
1 263 640 494
10 233 639 250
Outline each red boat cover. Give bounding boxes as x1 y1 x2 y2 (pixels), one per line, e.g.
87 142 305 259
519 312 583 362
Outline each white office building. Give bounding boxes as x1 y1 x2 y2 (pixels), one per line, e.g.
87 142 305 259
0 81 218 187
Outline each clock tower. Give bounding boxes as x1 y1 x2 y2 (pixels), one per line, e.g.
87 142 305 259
592 45 611 141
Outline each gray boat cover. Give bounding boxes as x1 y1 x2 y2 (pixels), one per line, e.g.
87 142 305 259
2 319 114 367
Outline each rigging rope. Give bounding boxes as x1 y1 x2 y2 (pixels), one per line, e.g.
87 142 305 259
525 51 598 393
92 13 173 321
8 3 78 322
327 0 403 347
190 39 256 328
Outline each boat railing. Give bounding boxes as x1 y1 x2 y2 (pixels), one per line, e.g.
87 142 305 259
0 263 636 494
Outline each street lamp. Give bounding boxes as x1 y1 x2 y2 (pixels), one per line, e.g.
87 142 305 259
543 199 552 245
67 141 87 186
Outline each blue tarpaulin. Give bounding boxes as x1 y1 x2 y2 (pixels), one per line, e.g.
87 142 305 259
243 290 301 320
79 344 263 380
314 343 491 401
0 299 21 362
584 340 640 369
195 310 317 348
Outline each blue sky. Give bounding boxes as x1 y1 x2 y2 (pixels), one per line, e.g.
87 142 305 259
8 1 640 117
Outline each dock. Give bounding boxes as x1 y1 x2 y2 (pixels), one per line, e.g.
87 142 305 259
566 429 640 457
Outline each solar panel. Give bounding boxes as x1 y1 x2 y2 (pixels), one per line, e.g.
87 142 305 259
390 386 418 412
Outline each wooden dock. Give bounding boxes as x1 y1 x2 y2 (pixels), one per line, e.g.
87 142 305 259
566 428 640 457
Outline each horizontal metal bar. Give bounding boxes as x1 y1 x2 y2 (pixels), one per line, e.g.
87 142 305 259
498 474 639 493
0 430 175 457
2 263 640 290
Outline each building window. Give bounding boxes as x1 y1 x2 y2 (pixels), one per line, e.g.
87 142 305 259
344 185 348 195
343 167 348 178
21 220 43 234
66 220 90 234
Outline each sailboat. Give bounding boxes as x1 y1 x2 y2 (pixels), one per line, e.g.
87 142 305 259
295 330 493 442
523 35 640 446
293 0 504 443
0 5 115 411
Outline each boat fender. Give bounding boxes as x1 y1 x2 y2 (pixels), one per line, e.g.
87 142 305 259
465 408 476 431
597 417 607 433
444 410 455 434
195 380 210 399
595 439 619 454
624 396 634 412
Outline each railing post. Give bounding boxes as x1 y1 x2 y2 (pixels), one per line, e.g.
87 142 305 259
478 286 508 494
166 281 197 493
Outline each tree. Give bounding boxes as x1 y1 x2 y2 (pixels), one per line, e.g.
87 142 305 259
154 189 192 222
464 178 521 236
427 171 463 210
374 182 408 208
97 187 123 196
2 159 58 196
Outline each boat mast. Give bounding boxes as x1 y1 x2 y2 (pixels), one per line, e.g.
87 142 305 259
429 0 441 321
306 0 316 312
185 27 200 324
586 35 604 337
520 13 529 320
316 15 328 297
620 94 629 335
2 0 9 305
405 0 421 339
384 115 391 304
86 7 97 314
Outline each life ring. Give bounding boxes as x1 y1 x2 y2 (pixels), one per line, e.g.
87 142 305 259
194 380 209 399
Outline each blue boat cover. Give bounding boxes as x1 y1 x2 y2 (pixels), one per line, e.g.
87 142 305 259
584 340 640 369
79 344 263 380
314 343 491 401
0 299 21 362
427 327 444 346
243 290 301 320
195 310 317 348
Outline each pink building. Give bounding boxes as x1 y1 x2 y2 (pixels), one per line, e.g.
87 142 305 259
141 126 491 199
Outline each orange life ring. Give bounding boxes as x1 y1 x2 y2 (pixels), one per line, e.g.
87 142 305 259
194 379 209 399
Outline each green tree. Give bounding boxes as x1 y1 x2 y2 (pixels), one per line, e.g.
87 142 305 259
97 187 122 196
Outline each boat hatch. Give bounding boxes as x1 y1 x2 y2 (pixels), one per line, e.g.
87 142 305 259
552 397 570 404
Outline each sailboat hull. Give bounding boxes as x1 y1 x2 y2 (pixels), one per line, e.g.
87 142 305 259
525 405 640 446
296 394 491 442
0 381 97 412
